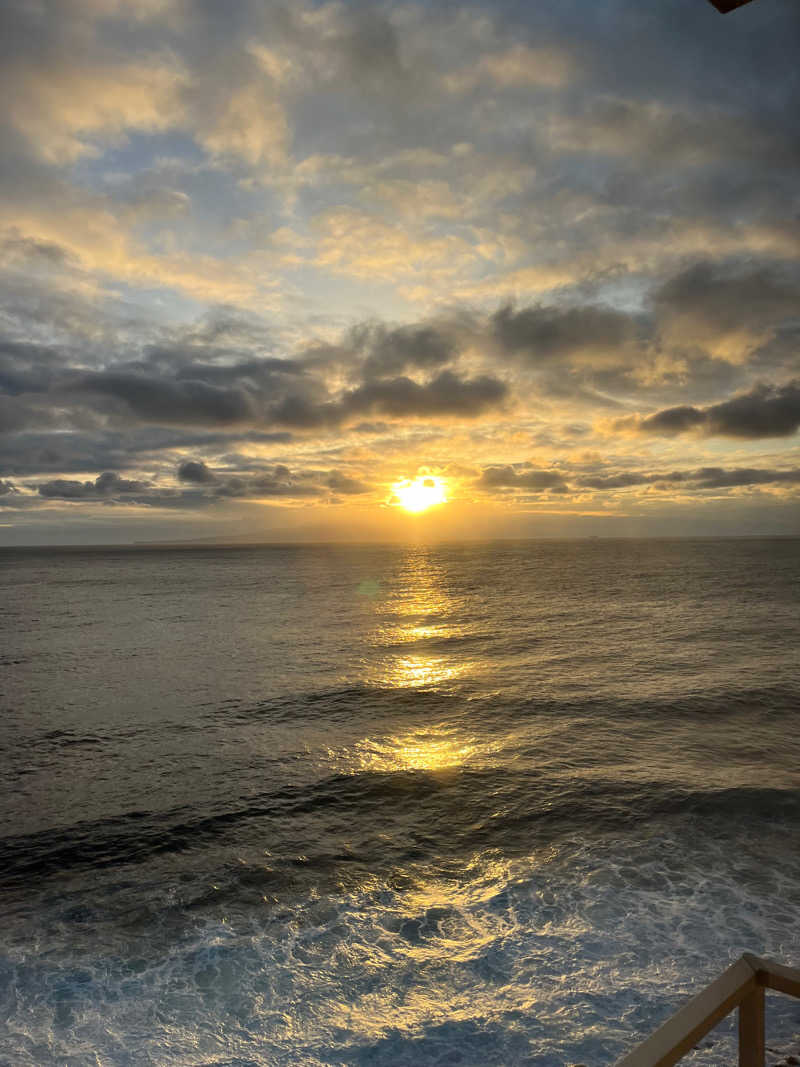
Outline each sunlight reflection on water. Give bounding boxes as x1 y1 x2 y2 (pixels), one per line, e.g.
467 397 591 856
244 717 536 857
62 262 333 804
365 546 476 690
350 549 485 769
354 725 479 773
386 653 465 689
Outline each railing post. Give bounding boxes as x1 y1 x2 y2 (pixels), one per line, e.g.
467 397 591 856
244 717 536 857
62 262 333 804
738 984 764 1067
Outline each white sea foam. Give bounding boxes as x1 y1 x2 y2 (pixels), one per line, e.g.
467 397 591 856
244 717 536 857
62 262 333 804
3 819 799 1066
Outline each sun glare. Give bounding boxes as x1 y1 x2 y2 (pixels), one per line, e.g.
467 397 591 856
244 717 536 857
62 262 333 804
391 476 448 514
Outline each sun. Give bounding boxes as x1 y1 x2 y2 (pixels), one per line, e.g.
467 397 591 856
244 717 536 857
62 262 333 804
391 475 448 514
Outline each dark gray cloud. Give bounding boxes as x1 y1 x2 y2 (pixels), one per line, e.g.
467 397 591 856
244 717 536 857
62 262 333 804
0 427 295 477
325 472 372 495
652 467 800 490
170 461 319 500
477 464 800 496
576 472 652 489
0 341 67 396
177 460 217 485
640 381 800 438
360 323 456 378
37 472 150 500
491 303 640 362
654 260 800 330
0 318 506 448
74 370 261 426
576 467 800 491
639 405 709 435
688 467 800 489
705 381 800 438
17 462 369 510
176 460 370 500
342 370 508 419
0 394 52 435
478 466 567 491
196 464 373 501
211 469 322 499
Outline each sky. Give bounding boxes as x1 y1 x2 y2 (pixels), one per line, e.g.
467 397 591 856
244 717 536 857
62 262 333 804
0 0 798 544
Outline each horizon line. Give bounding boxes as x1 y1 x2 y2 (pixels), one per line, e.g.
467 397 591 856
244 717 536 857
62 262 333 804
1 532 799 551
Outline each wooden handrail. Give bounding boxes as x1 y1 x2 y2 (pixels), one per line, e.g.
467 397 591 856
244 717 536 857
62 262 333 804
614 954 800 1067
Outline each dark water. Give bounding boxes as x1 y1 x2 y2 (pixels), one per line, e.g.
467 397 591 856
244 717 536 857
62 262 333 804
1 539 798 1066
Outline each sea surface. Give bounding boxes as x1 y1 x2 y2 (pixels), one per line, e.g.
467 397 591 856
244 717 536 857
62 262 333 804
1 538 798 1067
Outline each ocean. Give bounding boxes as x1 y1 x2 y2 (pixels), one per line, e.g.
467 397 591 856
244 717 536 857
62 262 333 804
1 538 798 1066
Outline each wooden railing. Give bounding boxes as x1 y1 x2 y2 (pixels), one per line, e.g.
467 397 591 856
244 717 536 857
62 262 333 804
614 954 800 1067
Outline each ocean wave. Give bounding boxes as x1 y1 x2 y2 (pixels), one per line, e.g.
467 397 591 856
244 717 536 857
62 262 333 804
2 773 798 894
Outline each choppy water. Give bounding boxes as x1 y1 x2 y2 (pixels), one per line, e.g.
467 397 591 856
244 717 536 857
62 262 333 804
1 539 798 1066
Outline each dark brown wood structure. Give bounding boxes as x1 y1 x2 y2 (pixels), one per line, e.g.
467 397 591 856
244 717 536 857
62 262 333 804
614 955 800 1067
707 0 756 12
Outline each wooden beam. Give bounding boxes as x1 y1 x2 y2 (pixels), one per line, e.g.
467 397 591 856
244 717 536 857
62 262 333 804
738 985 765 1067
614 956 758 1067
614 955 800 1067
742 954 800 1001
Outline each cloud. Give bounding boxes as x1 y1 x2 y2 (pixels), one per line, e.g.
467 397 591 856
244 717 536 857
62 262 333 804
210 468 322 499
637 405 709 435
0 305 512 497
61 352 320 431
576 467 800 491
0 425 296 478
10 460 797 516
0 0 798 539
444 43 573 93
74 371 258 425
312 207 481 283
477 465 567 490
474 464 800 498
491 303 641 363
325 471 372 495
639 381 800 439
175 460 370 500
575 472 652 490
688 467 800 489
0 340 69 396
21 462 372 510
6 57 185 164
655 261 800 327
177 459 217 484
37 472 149 500
342 370 508 420
360 323 456 378
2 231 77 268
652 260 800 362
188 70 288 167
548 96 798 172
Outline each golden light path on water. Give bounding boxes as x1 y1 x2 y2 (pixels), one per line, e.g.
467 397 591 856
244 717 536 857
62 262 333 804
318 545 565 1053
347 546 496 774
321 541 521 1038
354 724 480 773
315 849 554 1043
387 654 464 690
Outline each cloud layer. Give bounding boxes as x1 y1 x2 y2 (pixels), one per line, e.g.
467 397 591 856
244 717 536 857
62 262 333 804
0 0 798 539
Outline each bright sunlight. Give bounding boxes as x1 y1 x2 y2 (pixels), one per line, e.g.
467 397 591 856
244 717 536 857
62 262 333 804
391 476 448 514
